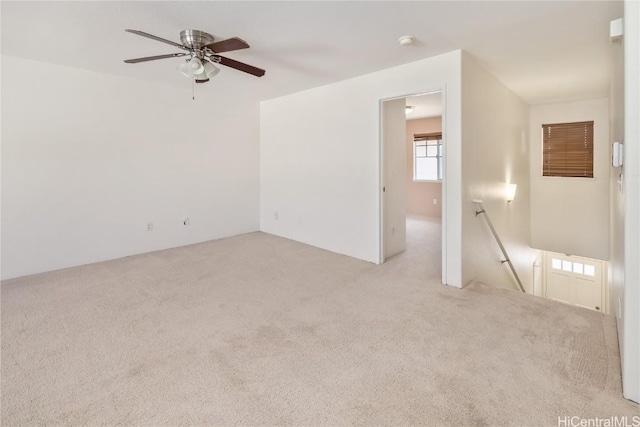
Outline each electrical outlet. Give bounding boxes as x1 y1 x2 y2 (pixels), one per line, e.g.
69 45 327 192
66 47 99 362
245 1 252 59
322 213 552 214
146 222 153 231
433 199 438 205
274 211 279 220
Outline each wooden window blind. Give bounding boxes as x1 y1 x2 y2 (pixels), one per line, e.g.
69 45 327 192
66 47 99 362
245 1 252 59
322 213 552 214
414 132 442 141
542 121 594 178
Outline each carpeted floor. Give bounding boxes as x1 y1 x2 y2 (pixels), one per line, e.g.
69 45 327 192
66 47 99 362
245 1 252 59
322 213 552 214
1 216 638 425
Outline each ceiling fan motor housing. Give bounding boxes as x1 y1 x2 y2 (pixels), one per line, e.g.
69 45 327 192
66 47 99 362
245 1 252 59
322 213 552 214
180 30 215 50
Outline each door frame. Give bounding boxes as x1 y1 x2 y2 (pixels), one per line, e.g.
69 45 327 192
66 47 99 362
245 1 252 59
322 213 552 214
378 87 447 285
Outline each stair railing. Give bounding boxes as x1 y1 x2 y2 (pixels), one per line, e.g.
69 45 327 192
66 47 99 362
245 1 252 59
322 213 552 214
472 199 525 293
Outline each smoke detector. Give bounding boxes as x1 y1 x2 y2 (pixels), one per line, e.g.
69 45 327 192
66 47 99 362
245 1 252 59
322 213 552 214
399 35 415 46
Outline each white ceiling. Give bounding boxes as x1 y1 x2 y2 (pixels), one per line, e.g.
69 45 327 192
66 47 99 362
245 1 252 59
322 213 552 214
405 92 443 120
1 1 623 104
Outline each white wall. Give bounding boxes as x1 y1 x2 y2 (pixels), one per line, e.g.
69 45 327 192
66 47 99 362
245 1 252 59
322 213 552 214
260 50 463 287
529 98 610 261
621 0 640 404
609 1 627 396
460 53 537 292
1 55 260 280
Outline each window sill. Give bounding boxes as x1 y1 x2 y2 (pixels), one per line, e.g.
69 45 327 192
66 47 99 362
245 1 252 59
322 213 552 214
413 179 442 184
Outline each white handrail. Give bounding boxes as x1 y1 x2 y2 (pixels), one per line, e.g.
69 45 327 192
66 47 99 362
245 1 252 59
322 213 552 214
472 199 525 293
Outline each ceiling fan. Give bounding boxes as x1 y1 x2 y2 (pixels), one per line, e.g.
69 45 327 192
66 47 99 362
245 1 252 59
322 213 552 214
123 29 265 83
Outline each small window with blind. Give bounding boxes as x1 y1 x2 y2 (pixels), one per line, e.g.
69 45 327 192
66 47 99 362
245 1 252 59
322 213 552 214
413 132 443 181
542 121 594 178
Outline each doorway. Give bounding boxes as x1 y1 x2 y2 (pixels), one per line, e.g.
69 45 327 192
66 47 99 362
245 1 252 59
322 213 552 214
380 90 444 280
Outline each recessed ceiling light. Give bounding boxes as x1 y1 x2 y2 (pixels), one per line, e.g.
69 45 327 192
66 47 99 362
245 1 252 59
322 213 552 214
399 35 415 46
405 106 415 114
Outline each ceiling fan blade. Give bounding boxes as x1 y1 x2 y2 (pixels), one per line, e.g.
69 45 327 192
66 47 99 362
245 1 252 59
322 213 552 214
125 29 187 50
202 37 250 53
124 52 187 63
212 55 265 77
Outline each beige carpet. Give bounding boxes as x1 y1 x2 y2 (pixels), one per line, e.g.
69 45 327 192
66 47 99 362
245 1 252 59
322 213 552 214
1 216 638 425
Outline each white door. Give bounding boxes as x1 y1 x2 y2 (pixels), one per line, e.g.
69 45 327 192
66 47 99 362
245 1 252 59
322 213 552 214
544 252 605 313
382 98 407 260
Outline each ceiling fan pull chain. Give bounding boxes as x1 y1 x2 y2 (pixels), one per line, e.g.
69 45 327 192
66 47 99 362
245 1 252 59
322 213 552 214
192 75 195 100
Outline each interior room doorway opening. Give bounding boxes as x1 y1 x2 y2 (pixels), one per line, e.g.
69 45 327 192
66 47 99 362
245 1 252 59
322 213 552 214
380 90 445 282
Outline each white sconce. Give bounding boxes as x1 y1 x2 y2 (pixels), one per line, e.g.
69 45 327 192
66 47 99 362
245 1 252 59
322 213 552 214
505 183 517 202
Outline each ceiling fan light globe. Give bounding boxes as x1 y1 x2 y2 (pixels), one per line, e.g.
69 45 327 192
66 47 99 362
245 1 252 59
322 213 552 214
193 69 209 82
203 61 220 78
189 57 204 74
178 62 193 78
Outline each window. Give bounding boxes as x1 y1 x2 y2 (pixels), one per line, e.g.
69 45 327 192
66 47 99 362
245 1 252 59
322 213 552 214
542 121 594 178
550 257 596 277
413 133 442 181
